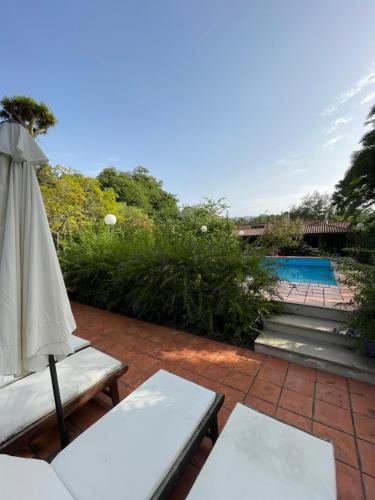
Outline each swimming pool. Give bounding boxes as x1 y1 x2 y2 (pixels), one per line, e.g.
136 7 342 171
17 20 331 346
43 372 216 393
264 257 337 285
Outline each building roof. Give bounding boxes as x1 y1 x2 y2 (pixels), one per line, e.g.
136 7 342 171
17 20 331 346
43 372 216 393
236 220 351 237
303 220 351 234
236 224 266 236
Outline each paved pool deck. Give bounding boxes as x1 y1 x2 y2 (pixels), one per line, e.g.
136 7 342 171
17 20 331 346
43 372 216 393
277 281 355 309
13 302 375 500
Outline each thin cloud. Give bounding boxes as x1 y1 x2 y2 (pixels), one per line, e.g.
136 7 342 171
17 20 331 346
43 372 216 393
325 116 352 134
361 91 375 104
322 64 375 115
276 156 301 166
321 135 343 150
292 168 309 174
321 104 338 117
339 68 375 104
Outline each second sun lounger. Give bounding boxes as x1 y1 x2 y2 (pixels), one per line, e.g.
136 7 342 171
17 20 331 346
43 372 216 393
0 369 224 500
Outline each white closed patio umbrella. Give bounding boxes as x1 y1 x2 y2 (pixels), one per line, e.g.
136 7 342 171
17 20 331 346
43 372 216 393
0 120 76 448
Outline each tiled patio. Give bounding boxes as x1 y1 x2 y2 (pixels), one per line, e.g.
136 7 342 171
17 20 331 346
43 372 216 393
278 281 354 309
15 302 375 499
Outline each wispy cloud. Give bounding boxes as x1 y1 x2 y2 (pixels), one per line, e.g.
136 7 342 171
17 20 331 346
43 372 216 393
275 156 307 174
321 135 343 150
338 68 375 104
322 104 338 117
276 155 301 167
361 91 375 105
291 168 309 174
322 64 375 115
325 116 352 134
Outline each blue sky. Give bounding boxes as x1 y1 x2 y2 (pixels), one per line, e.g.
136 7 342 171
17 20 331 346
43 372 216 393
1 1 375 216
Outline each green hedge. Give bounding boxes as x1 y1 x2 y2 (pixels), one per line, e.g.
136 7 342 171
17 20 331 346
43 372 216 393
62 220 278 347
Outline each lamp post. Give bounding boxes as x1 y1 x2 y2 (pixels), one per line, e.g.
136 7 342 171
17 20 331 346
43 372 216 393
104 214 117 226
104 214 117 236
356 222 365 247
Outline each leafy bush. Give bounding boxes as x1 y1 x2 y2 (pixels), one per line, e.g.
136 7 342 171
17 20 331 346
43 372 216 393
342 247 375 264
279 241 320 257
62 207 278 348
258 217 304 254
344 220 375 263
335 257 375 355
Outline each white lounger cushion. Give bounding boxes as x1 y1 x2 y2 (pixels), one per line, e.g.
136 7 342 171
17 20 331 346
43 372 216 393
52 369 216 500
0 455 73 500
0 335 90 389
69 335 90 352
187 403 336 500
0 347 121 445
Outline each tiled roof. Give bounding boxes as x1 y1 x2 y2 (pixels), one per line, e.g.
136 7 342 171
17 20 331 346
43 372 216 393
236 224 266 236
303 220 351 234
236 220 351 237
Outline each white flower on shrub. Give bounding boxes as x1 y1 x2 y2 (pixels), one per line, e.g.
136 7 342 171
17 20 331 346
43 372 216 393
200 225 208 233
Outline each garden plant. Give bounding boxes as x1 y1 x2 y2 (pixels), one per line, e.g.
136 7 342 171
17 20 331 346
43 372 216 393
62 201 278 348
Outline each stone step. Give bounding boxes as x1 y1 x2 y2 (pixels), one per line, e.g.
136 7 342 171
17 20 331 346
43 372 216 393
255 331 375 385
264 314 356 347
278 301 350 322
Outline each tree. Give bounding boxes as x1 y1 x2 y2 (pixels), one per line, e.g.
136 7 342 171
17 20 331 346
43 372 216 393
259 217 304 253
97 167 150 211
333 104 375 213
36 164 76 186
130 166 179 218
40 169 121 248
97 166 178 219
289 191 333 220
0 95 57 137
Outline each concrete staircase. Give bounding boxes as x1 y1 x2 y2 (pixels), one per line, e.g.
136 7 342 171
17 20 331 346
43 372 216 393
255 302 375 384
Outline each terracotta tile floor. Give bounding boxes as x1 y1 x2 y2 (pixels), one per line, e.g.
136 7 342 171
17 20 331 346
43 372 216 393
15 302 375 499
278 281 354 309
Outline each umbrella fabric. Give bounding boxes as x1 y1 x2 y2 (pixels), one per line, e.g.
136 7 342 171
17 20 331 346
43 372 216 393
0 121 75 376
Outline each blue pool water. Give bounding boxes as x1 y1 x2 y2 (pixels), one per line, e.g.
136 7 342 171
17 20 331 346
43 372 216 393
264 257 337 285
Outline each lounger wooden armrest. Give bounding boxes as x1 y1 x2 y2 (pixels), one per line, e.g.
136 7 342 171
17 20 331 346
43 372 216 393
0 347 128 455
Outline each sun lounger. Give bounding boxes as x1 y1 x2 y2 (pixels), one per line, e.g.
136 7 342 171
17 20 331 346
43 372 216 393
187 402 336 500
69 334 91 352
0 346 127 454
0 334 90 389
0 369 224 500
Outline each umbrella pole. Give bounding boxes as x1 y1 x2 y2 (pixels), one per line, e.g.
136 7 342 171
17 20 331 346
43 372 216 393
48 355 70 449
